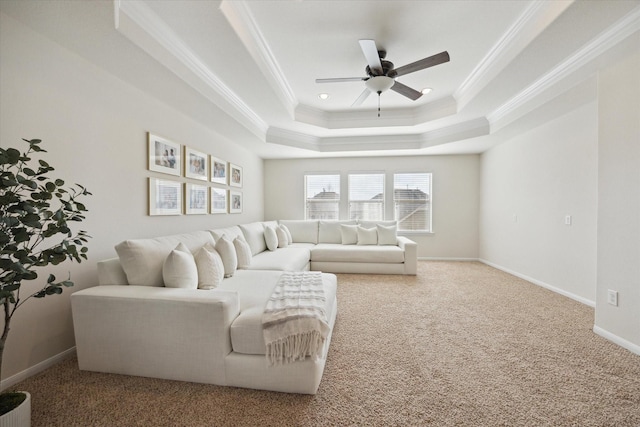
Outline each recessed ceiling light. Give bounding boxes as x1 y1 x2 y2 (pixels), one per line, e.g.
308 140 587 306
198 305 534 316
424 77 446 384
318 93 329 100
421 87 433 95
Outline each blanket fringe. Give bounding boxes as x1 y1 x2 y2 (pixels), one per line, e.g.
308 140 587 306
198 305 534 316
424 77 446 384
266 330 326 366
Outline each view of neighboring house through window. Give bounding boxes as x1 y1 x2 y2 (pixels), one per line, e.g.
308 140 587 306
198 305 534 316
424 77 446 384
305 174 340 220
394 173 431 232
349 173 384 221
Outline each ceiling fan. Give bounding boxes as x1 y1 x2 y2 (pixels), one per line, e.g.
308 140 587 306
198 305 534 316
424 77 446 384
316 39 450 112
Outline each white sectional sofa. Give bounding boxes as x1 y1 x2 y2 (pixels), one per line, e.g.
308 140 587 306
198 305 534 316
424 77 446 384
71 220 417 394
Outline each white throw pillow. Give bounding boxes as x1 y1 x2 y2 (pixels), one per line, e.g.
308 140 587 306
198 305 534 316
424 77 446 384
264 226 278 251
194 244 224 289
281 224 293 244
233 236 253 269
377 224 398 245
340 224 358 245
162 243 198 289
276 225 289 248
215 235 237 278
357 226 378 245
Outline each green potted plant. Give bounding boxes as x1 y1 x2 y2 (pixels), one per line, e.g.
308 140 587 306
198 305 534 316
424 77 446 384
0 139 91 424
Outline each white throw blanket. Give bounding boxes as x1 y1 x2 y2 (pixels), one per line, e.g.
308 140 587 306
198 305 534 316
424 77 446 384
262 271 330 365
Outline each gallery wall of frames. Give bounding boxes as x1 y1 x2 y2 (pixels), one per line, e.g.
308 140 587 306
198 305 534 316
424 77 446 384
147 133 243 216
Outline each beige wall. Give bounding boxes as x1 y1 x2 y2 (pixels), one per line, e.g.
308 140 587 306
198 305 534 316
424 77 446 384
479 101 599 305
0 12 264 382
264 155 480 259
594 50 640 352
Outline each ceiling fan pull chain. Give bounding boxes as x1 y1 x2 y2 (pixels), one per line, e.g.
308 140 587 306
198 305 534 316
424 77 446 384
377 91 381 117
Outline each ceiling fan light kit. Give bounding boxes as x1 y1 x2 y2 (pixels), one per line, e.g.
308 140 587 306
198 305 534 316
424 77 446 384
316 39 450 116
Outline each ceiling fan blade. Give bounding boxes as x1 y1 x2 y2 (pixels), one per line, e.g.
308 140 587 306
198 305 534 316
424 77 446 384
390 81 422 101
359 39 383 75
316 77 367 83
394 51 450 77
352 88 372 107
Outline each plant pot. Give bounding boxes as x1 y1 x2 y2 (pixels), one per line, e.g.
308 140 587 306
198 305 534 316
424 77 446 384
0 392 30 427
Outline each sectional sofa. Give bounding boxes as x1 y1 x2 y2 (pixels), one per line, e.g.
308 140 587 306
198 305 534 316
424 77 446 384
71 220 417 394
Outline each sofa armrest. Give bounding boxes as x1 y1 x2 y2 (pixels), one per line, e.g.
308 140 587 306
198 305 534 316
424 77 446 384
97 257 129 285
71 285 240 385
397 236 417 275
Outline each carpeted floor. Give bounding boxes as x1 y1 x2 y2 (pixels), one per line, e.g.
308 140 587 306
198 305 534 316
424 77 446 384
14 261 640 426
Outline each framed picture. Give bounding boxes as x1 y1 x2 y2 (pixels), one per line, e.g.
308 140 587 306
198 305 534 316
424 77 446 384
185 183 209 215
148 133 181 176
229 190 242 214
229 163 243 188
211 187 227 214
149 177 182 216
211 156 227 185
184 147 208 181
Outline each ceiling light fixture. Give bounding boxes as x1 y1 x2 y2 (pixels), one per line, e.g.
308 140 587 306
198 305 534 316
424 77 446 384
318 93 329 100
421 87 433 95
365 76 395 117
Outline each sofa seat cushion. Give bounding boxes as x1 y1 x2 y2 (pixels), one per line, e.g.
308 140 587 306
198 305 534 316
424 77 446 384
311 243 405 263
220 271 337 355
247 247 311 271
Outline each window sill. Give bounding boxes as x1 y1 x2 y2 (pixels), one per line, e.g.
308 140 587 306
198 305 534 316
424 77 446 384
398 231 434 236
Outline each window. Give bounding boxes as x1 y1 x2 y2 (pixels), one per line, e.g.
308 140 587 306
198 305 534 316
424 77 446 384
305 174 340 220
349 173 384 221
394 173 431 232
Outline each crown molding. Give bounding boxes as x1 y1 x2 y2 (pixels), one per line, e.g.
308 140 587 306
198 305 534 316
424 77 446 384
220 0 297 116
294 96 458 129
488 5 640 128
114 0 268 138
454 0 574 110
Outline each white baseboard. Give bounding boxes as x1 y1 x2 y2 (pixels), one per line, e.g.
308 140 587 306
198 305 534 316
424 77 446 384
593 326 640 356
1 347 76 391
478 259 596 308
419 257 479 261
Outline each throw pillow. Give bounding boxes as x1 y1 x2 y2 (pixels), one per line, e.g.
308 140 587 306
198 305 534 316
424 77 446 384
233 236 253 269
377 224 398 245
357 226 378 245
276 225 289 248
194 243 224 289
162 243 198 289
215 235 237 278
281 224 293 243
340 224 358 245
264 226 278 251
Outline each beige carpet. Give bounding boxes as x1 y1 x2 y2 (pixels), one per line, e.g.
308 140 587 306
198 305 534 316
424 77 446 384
15 261 640 426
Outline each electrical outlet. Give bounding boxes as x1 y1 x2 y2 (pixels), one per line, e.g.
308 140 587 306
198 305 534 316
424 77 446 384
513 214 518 223
565 215 572 226
607 289 618 306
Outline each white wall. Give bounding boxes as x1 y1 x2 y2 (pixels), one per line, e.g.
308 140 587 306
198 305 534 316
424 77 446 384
0 12 264 382
594 50 640 352
479 101 599 305
264 155 480 259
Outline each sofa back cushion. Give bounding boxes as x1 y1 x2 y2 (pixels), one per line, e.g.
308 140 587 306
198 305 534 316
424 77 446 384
319 220 357 244
239 222 268 255
209 225 243 242
115 230 214 287
278 220 319 244
358 220 398 229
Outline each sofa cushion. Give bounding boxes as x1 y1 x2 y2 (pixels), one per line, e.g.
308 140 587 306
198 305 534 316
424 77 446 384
279 220 318 244
264 226 278 251
115 231 214 287
247 247 311 272
357 226 378 245
319 220 356 244
194 243 224 289
340 224 358 245
238 222 267 255
221 270 337 355
312 243 405 263
233 237 252 269
377 224 398 245
162 243 198 289
216 235 237 278
276 225 289 248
